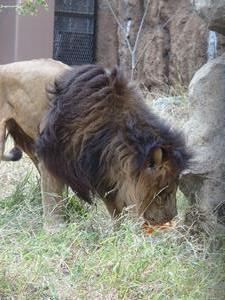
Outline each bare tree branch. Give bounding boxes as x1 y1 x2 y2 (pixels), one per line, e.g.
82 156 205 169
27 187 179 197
133 0 151 55
130 0 151 80
105 0 133 55
105 0 150 80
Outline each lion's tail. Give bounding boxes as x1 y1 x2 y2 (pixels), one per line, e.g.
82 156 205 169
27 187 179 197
2 146 23 161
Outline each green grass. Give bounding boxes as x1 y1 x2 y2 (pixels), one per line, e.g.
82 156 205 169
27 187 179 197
0 174 224 299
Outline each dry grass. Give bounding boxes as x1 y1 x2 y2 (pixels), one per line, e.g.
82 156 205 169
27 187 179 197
143 83 189 129
0 150 224 299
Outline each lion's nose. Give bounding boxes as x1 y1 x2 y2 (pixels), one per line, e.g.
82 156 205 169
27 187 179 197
143 210 176 225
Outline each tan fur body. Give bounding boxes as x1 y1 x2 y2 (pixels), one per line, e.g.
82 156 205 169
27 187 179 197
0 59 70 230
0 59 70 140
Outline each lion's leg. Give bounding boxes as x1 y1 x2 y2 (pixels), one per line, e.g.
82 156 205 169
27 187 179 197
103 199 121 219
39 161 65 232
0 119 6 161
26 152 40 173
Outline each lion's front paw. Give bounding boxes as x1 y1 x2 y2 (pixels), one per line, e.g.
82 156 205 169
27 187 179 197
43 215 66 234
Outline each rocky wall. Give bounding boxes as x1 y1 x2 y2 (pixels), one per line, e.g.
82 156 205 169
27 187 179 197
96 0 225 90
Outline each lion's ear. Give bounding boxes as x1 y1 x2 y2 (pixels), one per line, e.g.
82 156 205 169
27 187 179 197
153 147 163 165
149 147 163 168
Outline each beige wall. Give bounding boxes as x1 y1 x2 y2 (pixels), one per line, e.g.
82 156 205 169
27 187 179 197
0 1 17 64
0 0 55 64
14 0 55 61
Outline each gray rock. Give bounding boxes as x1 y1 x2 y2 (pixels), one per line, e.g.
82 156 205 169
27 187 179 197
192 0 225 35
180 53 225 223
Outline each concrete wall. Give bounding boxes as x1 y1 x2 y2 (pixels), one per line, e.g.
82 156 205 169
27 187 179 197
0 0 55 64
0 0 17 64
14 0 55 61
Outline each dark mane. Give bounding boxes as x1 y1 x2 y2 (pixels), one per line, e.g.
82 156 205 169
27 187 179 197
36 65 190 203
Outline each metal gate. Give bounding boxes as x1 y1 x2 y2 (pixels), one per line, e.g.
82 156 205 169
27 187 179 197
53 0 96 65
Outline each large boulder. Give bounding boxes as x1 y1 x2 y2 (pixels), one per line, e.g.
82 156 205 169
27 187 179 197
192 0 225 35
180 53 225 223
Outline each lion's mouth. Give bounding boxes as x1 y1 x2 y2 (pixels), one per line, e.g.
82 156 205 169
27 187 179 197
142 220 175 235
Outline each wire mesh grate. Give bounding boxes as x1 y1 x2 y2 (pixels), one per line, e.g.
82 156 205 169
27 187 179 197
53 0 96 65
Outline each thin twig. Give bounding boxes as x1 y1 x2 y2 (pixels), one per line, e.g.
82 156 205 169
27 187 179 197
0 5 18 9
133 0 151 55
131 0 151 80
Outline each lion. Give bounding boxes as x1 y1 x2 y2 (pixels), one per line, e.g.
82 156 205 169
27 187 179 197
0 60 190 231
36 64 190 228
2 145 23 161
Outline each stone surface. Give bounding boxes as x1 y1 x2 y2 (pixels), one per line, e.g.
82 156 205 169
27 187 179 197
137 0 209 89
179 53 225 223
168 1 207 87
192 0 225 35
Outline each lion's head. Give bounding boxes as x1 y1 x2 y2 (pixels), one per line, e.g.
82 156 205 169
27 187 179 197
36 65 190 225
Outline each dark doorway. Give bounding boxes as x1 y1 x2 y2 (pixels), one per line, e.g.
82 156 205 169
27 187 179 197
53 0 96 65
